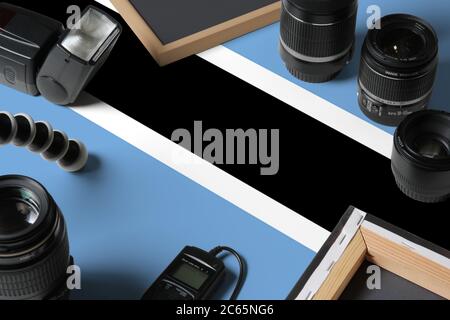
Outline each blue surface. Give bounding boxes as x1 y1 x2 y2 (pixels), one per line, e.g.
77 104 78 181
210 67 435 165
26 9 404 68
0 86 315 300
225 0 450 134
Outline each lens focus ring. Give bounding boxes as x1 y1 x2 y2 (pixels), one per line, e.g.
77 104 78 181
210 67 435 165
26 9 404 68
280 5 357 58
392 163 449 203
359 59 437 104
0 231 69 299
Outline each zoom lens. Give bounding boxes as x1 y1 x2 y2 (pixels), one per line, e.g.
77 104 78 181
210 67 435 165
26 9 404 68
392 110 450 203
0 175 71 300
358 14 439 126
279 0 358 83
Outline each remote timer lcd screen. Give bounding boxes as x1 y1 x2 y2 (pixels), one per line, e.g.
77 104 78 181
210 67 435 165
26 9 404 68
172 263 209 290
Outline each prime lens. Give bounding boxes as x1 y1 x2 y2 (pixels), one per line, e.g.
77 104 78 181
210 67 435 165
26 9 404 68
280 0 358 83
392 110 450 203
0 175 71 300
358 14 439 126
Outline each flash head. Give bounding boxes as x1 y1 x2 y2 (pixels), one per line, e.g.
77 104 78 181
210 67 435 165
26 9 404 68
37 6 122 105
0 4 121 106
61 7 120 62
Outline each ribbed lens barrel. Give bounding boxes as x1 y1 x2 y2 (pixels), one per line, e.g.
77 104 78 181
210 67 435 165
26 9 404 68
279 0 358 83
358 14 439 126
359 60 437 104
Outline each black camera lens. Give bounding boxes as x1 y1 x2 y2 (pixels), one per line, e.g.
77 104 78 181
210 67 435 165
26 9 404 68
392 110 450 203
279 0 358 83
358 14 439 126
0 175 71 300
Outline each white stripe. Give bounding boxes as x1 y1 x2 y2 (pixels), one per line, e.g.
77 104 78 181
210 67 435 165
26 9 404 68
198 46 393 159
96 0 116 11
362 220 450 269
71 93 329 252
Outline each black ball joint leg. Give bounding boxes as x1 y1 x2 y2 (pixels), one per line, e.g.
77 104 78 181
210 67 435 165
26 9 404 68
0 111 88 172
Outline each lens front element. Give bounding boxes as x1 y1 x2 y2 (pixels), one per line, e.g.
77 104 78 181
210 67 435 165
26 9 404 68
414 136 449 159
0 188 40 237
379 28 425 60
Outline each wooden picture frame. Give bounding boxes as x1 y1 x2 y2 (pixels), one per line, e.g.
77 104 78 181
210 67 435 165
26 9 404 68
289 207 450 300
110 0 281 66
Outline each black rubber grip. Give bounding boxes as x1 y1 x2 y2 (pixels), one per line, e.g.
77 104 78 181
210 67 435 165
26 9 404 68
280 5 356 58
392 164 449 203
359 59 437 103
286 65 340 83
0 233 70 300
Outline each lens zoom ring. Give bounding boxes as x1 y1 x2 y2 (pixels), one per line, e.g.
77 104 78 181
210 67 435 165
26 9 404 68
280 8 356 58
0 234 69 299
359 61 437 103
